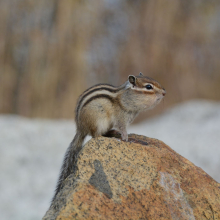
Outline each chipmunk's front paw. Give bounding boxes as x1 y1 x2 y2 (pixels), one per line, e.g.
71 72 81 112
121 132 128 142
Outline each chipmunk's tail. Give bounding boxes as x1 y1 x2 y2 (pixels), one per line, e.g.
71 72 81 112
52 131 86 203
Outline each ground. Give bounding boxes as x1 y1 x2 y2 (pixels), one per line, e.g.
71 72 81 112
0 100 220 220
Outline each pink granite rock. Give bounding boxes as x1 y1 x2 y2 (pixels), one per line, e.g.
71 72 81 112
43 134 220 220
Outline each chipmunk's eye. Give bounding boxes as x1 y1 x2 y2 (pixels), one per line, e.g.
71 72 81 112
146 84 153 90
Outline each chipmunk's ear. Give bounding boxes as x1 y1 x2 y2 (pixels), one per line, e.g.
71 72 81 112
128 75 136 86
139 72 143 76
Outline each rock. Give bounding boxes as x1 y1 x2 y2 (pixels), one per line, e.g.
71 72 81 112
43 134 220 220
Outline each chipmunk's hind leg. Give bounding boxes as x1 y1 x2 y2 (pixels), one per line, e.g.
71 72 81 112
91 117 113 138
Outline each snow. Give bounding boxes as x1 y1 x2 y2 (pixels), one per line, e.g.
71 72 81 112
129 100 220 182
0 100 219 220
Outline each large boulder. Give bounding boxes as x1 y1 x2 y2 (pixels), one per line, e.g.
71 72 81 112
43 134 220 220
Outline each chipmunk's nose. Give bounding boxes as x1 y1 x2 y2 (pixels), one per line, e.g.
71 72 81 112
162 89 166 96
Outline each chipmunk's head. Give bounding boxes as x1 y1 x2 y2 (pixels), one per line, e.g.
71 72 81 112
128 72 166 110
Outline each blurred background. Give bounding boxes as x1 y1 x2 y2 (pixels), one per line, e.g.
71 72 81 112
0 1 220 220
1 0 220 120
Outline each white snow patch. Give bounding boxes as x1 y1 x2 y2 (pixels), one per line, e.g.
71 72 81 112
0 100 219 219
129 100 220 183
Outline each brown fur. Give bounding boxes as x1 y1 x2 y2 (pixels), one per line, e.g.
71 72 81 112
52 73 165 202
133 90 155 95
137 78 162 89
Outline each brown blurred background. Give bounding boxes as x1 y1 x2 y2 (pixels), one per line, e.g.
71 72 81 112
0 0 220 121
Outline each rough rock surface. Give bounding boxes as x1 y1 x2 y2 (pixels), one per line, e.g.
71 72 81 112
43 134 220 220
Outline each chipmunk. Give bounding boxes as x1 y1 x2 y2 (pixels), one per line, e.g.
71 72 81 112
52 73 166 200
